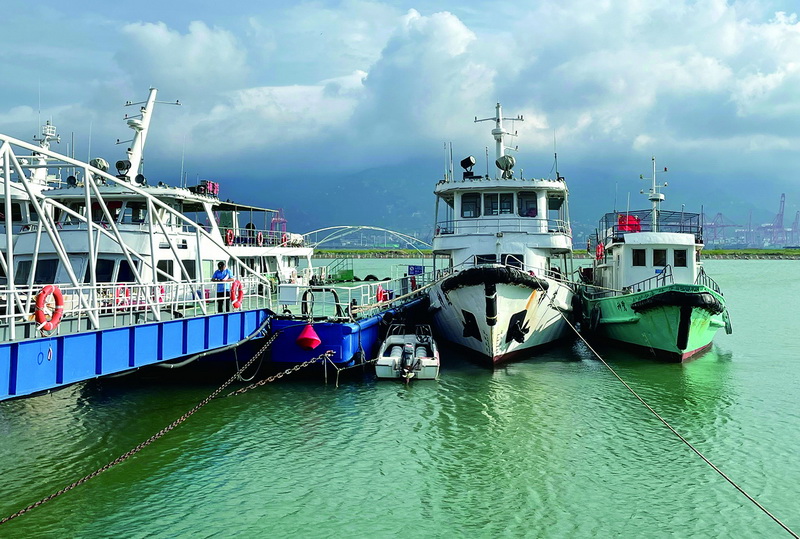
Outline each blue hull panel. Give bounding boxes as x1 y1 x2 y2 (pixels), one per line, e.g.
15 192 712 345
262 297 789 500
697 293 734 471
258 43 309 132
0 310 269 401
270 316 382 367
269 300 425 366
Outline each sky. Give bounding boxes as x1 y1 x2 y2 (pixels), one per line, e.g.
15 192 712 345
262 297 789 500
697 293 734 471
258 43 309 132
2 0 799 240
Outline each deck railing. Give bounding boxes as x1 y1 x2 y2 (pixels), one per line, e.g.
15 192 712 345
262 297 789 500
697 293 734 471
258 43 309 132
583 265 674 299
695 266 722 295
278 269 438 321
0 275 274 343
435 217 571 237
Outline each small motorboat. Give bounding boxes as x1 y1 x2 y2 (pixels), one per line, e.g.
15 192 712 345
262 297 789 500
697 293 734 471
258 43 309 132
375 324 440 382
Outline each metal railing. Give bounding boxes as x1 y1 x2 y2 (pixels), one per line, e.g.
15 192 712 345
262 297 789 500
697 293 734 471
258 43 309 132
695 266 722 295
279 269 438 321
435 217 571 237
583 265 675 299
0 275 273 343
597 209 703 244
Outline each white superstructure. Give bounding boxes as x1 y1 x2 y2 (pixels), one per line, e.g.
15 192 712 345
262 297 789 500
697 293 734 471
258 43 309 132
429 104 575 364
3 89 316 315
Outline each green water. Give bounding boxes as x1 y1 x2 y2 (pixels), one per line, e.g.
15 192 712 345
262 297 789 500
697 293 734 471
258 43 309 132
1 260 799 537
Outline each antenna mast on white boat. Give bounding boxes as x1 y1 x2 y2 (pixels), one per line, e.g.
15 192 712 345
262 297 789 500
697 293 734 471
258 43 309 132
123 88 158 181
641 156 667 232
119 88 181 182
475 103 523 179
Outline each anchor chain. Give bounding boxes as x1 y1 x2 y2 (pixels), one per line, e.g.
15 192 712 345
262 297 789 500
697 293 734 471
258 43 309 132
0 330 327 526
227 350 335 397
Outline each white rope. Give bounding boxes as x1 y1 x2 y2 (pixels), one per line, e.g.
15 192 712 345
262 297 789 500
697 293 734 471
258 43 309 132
548 290 798 538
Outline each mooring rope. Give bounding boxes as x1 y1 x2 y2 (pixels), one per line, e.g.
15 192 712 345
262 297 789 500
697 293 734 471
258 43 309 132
0 331 332 526
548 291 799 538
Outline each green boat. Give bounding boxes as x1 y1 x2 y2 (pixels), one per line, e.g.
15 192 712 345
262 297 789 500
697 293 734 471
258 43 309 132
579 158 732 361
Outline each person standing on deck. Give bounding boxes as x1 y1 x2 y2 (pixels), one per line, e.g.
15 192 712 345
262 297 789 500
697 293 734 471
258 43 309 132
212 261 233 312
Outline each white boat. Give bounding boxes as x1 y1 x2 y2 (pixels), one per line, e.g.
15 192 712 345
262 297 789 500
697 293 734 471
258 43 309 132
374 324 440 382
9 89 316 298
428 103 575 365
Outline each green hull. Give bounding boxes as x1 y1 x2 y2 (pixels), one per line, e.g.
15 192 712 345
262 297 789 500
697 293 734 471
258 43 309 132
581 284 731 361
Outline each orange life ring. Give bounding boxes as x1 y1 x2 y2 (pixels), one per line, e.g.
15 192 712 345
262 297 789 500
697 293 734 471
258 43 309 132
281 233 288 245
225 229 235 246
115 285 131 306
230 279 244 309
256 231 264 247
595 243 605 261
35 285 64 331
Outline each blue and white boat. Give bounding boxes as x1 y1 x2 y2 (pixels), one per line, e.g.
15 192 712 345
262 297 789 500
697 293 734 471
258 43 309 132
0 88 429 400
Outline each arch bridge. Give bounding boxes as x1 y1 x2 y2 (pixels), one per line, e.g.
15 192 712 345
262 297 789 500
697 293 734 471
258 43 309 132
304 226 431 253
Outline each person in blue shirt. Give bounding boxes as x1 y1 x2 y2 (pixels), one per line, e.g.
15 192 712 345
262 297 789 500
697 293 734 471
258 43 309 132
212 261 233 312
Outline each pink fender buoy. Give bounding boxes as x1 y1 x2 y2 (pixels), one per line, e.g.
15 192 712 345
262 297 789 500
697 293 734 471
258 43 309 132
296 324 321 350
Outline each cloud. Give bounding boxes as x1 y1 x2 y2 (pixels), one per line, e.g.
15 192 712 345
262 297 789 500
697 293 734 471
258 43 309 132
116 21 249 96
352 10 495 153
181 71 366 157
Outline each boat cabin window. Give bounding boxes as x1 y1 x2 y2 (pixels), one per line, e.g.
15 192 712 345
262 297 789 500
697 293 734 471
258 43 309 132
502 254 524 269
91 202 122 223
28 203 40 221
202 260 215 281
518 192 537 217
653 249 667 267
15 261 30 285
9 203 23 222
632 249 646 267
15 258 58 285
500 194 513 214
674 249 687 267
484 194 499 216
483 193 514 216
157 260 174 282
461 193 481 218
182 260 197 280
121 201 148 224
118 260 138 282
475 254 496 264
92 259 115 282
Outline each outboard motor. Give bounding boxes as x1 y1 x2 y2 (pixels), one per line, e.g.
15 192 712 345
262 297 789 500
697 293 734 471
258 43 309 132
400 343 416 384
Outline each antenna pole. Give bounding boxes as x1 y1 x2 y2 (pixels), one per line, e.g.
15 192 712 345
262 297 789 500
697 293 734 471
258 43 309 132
180 133 186 187
553 129 559 179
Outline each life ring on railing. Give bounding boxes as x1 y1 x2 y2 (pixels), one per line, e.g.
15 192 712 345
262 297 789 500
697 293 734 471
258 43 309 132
410 276 417 290
281 233 288 245
256 231 264 247
595 243 605 261
115 285 131 306
35 285 64 331
225 229 235 246
230 279 244 309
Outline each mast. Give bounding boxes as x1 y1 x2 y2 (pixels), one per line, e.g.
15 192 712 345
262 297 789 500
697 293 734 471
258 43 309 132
475 103 523 179
124 88 158 181
644 156 666 232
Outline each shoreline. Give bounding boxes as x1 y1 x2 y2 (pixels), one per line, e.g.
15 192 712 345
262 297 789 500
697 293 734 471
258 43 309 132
314 250 800 260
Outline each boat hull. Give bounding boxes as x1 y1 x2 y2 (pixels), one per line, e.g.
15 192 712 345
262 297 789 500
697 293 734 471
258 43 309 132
429 266 574 365
581 284 731 362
